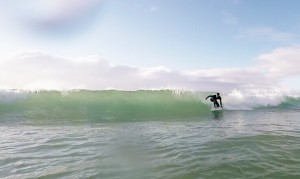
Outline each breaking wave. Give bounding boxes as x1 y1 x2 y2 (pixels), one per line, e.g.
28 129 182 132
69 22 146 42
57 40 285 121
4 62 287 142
0 89 299 123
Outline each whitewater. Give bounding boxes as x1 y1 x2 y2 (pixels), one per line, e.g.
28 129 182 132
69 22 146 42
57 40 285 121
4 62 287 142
0 89 300 178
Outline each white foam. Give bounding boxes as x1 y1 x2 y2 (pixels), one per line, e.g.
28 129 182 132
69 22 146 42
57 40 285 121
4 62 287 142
223 89 300 110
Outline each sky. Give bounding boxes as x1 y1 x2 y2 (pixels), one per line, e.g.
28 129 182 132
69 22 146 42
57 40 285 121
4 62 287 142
0 0 300 92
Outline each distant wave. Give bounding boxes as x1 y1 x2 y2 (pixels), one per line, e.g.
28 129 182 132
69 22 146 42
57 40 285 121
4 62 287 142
0 89 299 123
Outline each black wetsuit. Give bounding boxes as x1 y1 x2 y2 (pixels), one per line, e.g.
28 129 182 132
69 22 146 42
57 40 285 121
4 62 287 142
206 95 222 108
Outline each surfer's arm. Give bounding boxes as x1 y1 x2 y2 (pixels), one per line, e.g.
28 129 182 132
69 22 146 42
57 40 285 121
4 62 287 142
206 95 213 100
219 98 223 108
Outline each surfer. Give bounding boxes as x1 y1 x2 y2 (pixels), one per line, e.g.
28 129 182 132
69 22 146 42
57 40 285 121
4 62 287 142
206 93 222 108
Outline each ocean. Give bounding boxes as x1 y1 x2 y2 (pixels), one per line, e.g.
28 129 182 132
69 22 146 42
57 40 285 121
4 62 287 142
0 90 299 178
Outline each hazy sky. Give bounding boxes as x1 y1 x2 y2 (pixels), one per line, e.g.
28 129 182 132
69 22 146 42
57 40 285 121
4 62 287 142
0 0 300 91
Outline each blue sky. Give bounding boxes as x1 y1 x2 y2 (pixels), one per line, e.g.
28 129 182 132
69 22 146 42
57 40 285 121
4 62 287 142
0 0 300 91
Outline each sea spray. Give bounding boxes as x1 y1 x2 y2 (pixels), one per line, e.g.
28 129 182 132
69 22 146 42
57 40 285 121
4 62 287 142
224 89 300 110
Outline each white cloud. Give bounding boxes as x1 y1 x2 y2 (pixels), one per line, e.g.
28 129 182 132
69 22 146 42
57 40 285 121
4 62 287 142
1 49 297 92
237 27 295 42
1 47 300 91
258 46 300 77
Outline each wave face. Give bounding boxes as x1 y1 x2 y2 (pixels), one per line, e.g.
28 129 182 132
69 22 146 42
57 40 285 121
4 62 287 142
0 90 209 123
0 90 299 123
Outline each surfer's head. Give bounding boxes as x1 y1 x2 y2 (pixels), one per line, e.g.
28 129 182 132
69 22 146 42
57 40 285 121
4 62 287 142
217 93 220 96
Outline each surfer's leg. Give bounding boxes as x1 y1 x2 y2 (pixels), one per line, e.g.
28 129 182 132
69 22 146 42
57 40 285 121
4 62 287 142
214 101 220 107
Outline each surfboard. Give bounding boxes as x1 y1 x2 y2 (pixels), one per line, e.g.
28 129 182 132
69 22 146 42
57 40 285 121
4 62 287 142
211 107 223 119
211 107 223 112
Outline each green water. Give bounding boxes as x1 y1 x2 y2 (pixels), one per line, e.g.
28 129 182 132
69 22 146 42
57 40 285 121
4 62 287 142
1 110 300 178
0 90 300 178
0 90 211 123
